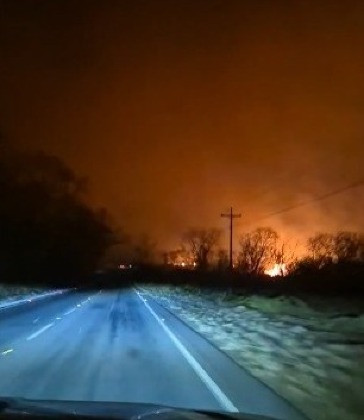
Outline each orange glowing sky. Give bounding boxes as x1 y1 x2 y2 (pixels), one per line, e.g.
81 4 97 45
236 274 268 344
1 0 364 250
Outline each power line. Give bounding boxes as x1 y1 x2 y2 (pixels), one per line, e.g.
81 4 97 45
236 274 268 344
246 179 364 226
243 172 296 208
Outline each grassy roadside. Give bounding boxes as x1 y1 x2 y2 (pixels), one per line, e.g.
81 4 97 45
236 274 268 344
0 284 49 301
143 285 364 420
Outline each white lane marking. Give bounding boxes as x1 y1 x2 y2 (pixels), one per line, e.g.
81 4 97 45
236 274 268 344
26 323 54 341
77 304 81 307
33 317 40 324
1 349 14 355
56 317 62 320
134 290 238 412
82 300 88 305
64 308 76 315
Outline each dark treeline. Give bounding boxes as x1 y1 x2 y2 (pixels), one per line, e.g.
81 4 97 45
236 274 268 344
0 145 115 287
92 262 364 296
97 226 364 296
1 144 363 296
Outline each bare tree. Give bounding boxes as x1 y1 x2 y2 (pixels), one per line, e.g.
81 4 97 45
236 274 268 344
307 231 364 268
272 242 298 275
307 233 335 266
238 227 279 275
333 231 363 262
182 228 221 269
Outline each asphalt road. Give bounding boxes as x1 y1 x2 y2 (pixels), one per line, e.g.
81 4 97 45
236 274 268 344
0 288 305 419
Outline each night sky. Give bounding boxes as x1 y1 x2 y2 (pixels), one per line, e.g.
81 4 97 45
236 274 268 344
1 0 364 249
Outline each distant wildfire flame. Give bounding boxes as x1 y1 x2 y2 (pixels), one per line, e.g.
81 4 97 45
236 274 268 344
264 263 287 277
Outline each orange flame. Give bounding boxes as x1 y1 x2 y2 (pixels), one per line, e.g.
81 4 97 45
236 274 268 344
264 263 287 277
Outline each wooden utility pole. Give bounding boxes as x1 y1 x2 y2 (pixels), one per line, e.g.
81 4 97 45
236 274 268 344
221 207 241 271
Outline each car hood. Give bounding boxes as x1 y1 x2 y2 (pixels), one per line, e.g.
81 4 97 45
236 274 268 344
0 397 276 420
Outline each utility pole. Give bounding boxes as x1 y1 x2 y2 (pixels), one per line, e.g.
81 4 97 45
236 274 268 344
221 207 241 271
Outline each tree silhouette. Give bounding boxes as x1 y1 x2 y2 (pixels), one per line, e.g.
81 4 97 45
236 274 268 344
0 148 114 285
238 227 278 275
182 228 221 269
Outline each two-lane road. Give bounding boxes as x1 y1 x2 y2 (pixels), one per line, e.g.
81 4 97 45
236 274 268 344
0 288 305 419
